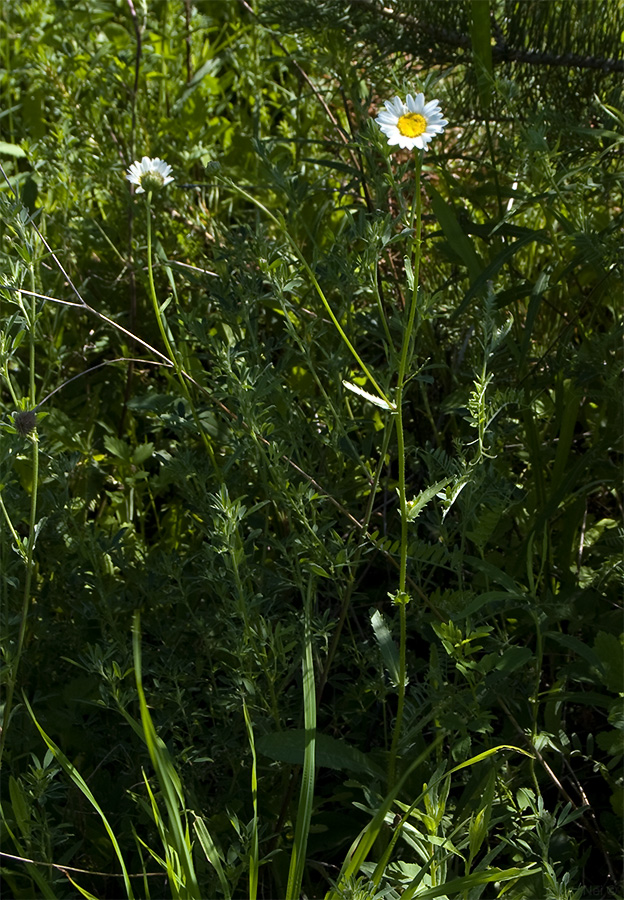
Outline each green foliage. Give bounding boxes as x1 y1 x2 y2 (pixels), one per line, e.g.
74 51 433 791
1 1 622 898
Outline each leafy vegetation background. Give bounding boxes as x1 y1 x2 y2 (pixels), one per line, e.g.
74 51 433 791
0 1 622 898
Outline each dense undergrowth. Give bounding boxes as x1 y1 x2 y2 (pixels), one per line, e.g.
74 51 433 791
0 1 622 898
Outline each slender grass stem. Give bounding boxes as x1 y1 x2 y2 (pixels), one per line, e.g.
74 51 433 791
373 257 394 357
223 180 393 410
29 270 36 404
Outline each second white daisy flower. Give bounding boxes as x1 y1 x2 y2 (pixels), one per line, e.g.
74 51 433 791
126 156 174 194
375 93 447 151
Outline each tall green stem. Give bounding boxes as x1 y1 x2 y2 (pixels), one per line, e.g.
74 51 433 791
388 151 423 788
145 193 220 475
0 434 39 766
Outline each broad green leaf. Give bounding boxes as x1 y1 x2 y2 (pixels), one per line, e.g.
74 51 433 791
257 729 383 778
545 632 604 672
594 632 624 693
427 185 483 282
462 590 527 617
0 141 26 158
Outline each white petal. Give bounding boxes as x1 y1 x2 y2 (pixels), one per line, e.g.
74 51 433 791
376 111 399 125
386 96 404 114
424 99 441 114
406 92 426 114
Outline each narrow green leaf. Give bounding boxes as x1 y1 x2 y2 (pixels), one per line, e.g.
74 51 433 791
65 872 100 900
329 743 531 899
519 269 549 364
193 815 231 900
550 382 582 491
448 744 533 776
9 776 31 840
327 737 444 898
470 0 493 111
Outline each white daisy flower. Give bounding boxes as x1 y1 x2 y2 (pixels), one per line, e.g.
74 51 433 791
126 156 174 193
375 93 447 151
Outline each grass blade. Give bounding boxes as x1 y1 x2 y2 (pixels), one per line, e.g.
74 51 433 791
401 864 539 899
328 744 531 898
193 814 232 900
286 579 317 900
132 611 200 900
243 699 259 900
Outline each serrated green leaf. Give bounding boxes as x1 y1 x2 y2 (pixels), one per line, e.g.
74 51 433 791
406 477 452 522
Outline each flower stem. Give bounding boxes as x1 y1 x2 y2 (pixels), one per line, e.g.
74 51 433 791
388 151 423 788
145 193 220 475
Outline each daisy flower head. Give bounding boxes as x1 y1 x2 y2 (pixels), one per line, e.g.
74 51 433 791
375 93 447 151
126 156 174 194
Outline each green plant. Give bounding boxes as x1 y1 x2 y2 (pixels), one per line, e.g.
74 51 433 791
1 1 621 898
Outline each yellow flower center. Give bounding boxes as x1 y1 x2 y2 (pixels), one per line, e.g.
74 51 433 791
398 112 427 138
